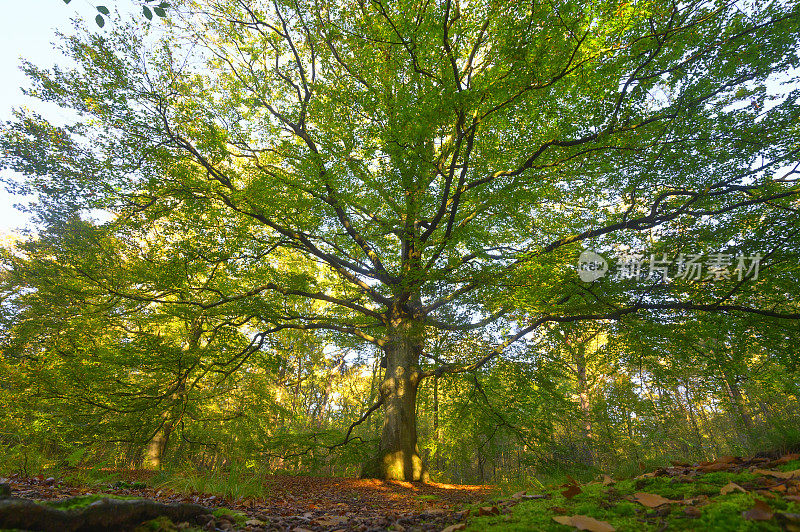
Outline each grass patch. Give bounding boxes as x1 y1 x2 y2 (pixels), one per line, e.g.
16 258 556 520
155 470 270 500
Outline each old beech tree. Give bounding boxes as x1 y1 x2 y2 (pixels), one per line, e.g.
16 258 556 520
3 0 799 479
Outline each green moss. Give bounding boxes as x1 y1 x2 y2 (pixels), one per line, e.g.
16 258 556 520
464 467 794 532
696 494 783 531
776 459 800 472
211 507 248 524
614 501 638 517
132 515 178 532
45 493 139 510
700 471 759 485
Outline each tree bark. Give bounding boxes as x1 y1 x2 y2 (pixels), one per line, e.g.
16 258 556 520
362 321 428 481
142 396 183 470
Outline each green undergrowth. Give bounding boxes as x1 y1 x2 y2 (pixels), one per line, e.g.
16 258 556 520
153 469 273 500
465 461 800 531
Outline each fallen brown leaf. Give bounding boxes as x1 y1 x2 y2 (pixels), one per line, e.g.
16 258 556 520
742 499 774 521
601 475 614 486
561 484 582 500
755 468 800 479
700 462 732 472
632 492 675 508
720 482 747 495
552 514 616 532
440 524 466 532
477 506 500 516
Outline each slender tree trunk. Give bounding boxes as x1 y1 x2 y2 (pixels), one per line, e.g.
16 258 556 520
433 375 440 472
573 345 595 465
317 358 344 428
722 370 753 431
673 384 704 454
362 320 428 481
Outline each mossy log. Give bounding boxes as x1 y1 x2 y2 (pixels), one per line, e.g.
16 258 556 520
0 496 208 532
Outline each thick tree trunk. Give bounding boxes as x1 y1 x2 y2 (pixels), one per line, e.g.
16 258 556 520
143 424 168 470
362 322 428 481
143 404 181 470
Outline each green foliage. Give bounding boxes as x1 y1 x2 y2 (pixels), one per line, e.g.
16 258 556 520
4 0 800 481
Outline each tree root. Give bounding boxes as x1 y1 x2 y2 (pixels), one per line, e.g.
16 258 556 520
0 496 208 532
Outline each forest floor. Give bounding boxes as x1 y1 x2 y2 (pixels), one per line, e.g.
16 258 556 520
1 473 493 531
2 452 800 531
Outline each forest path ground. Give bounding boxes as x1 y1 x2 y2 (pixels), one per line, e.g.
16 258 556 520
9 451 800 531
3 473 496 531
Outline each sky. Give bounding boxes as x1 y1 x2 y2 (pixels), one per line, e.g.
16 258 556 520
0 0 141 235
0 0 87 234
